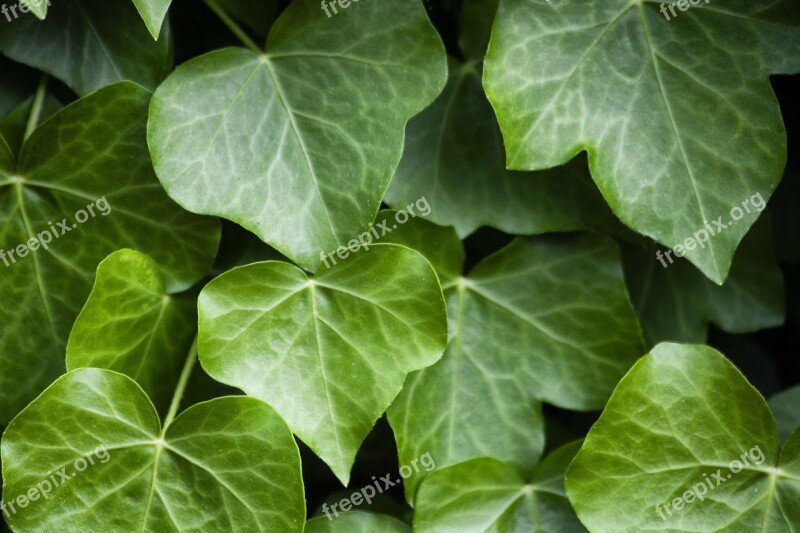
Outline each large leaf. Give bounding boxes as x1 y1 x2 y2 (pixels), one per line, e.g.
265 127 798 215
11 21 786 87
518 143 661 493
66 249 197 416
484 0 800 283
623 217 784 345
414 442 586 532
770 385 800 443
0 0 172 95
566 343 800 531
388 233 644 499
148 0 447 271
306 511 410 533
0 82 220 423
198 244 448 484
1 369 305 531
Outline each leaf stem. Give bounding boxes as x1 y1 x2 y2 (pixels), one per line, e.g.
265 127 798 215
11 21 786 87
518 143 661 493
162 336 198 433
203 0 262 54
24 73 49 142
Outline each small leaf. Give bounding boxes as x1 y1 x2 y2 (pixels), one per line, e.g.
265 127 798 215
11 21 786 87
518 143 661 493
66 249 197 415
198 244 448 484
1 369 305 531
388 233 644 499
306 511 410 532
414 442 586 532
566 343 800 531
484 0 800 283
0 0 173 95
131 0 172 40
18 0 47 20
148 0 447 271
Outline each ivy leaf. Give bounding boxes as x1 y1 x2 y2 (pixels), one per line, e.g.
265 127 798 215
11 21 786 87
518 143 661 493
566 343 800 531
770 386 800 443
306 511 410 532
414 442 586 532
18 0 46 20
623 217 785 345
148 0 447 271
484 0 800 283
131 0 172 40
0 0 172 95
387 233 644 499
1 368 305 532
0 82 220 423
198 244 448 484
66 249 197 416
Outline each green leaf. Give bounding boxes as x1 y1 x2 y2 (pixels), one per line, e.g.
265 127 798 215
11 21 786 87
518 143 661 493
623 217 785 345
148 0 447 271
306 511 410 533
566 343 800 531
215 0 281 37
66 249 198 416
0 0 173 95
770 386 800 443
387 233 644 499
0 93 62 158
373 209 464 284
414 442 586 532
131 0 172 40
484 0 800 283
1 368 305 532
198 244 448 484
0 82 220 423
18 0 47 20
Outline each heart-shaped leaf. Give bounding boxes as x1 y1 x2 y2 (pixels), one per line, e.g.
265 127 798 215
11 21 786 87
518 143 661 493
198 244 448 484
484 0 800 283
566 343 800 531
414 442 586 532
0 82 220 423
1 368 305 532
0 0 172 95
623 217 785 344
306 511 410 533
148 0 447 271
388 233 645 499
66 249 197 415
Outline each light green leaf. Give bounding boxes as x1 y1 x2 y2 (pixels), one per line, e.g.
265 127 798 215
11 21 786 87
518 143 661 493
148 0 447 271
388 233 644 499
0 82 220 423
66 249 198 416
623 217 785 345
414 442 586 532
18 0 47 20
484 0 800 283
770 386 800 443
306 511 410 533
198 244 448 484
131 0 172 40
566 343 800 532
1 368 305 532
0 0 172 95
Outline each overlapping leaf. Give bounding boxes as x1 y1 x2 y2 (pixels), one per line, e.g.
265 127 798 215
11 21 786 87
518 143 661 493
414 442 585 532
484 0 800 283
66 249 197 415
306 511 410 532
388 231 645 499
198 244 448 484
0 82 220 423
623 217 784 344
566 343 800 531
770 385 800 443
0 0 172 95
148 0 447 271
2 369 305 532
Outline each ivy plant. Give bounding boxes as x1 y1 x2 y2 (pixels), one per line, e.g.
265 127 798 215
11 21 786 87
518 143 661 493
0 0 798 531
